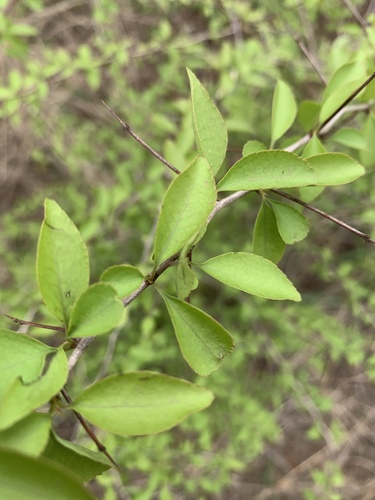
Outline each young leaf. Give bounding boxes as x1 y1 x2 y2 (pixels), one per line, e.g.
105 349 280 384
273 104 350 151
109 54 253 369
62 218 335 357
68 283 124 338
297 100 320 132
217 151 315 192
0 329 55 400
301 135 326 158
196 252 301 301
271 80 297 147
306 153 365 186
0 448 95 499
319 77 367 123
161 292 234 376
153 157 216 267
187 68 227 174
71 371 214 436
100 265 144 297
0 348 68 430
37 199 89 324
0 413 51 457
322 61 367 102
269 200 309 244
253 201 285 263
175 257 199 300
42 431 112 482
242 140 267 156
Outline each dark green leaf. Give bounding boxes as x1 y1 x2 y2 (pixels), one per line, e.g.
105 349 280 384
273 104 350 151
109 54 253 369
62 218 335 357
253 201 285 263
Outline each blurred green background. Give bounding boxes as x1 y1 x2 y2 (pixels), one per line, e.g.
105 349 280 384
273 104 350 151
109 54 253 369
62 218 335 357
2 1 375 498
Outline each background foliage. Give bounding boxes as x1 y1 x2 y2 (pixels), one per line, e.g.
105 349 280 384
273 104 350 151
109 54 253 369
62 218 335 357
1 0 375 498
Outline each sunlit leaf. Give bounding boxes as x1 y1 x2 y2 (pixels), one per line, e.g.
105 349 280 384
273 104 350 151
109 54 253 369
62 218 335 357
217 151 315 191
187 69 227 174
72 372 214 436
68 283 124 338
306 153 365 186
0 348 68 430
0 413 51 457
242 140 266 156
271 80 297 146
100 265 144 298
37 199 89 324
153 157 216 267
196 252 301 301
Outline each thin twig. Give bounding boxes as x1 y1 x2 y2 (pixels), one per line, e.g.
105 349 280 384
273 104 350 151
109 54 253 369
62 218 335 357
5 314 65 333
271 189 375 245
102 101 181 175
60 388 120 470
288 27 326 85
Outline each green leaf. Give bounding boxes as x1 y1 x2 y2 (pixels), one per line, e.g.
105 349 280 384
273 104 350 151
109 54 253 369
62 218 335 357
0 413 51 457
297 100 320 132
68 283 124 338
0 329 55 400
322 62 367 102
271 80 297 147
72 371 214 436
100 265 144 298
306 153 365 186
269 200 309 244
242 140 267 156
161 292 234 376
217 151 315 192
0 348 68 430
253 201 285 263
301 135 326 158
319 77 367 123
42 431 112 482
196 252 301 301
187 69 227 174
298 185 325 203
330 128 367 150
37 199 89 324
0 448 95 499
175 257 199 300
153 157 216 267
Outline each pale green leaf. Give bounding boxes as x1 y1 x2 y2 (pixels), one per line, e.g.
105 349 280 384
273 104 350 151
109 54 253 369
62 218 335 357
187 69 227 174
330 128 367 150
196 252 301 301
0 413 51 457
42 431 112 482
68 283 124 338
271 80 297 146
269 200 309 244
322 61 367 102
217 151 315 191
153 157 216 267
301 135 326 158
37 199 89 324
242 140 266 156
253 201 285 263
72 371 214 436
0 329 55 400
297 100 320 132
0 348 68 430
161 292 234 376
100 265 144 298
306 153 365 186
0 448 95 499
175 257 199 300
320 77 368 123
